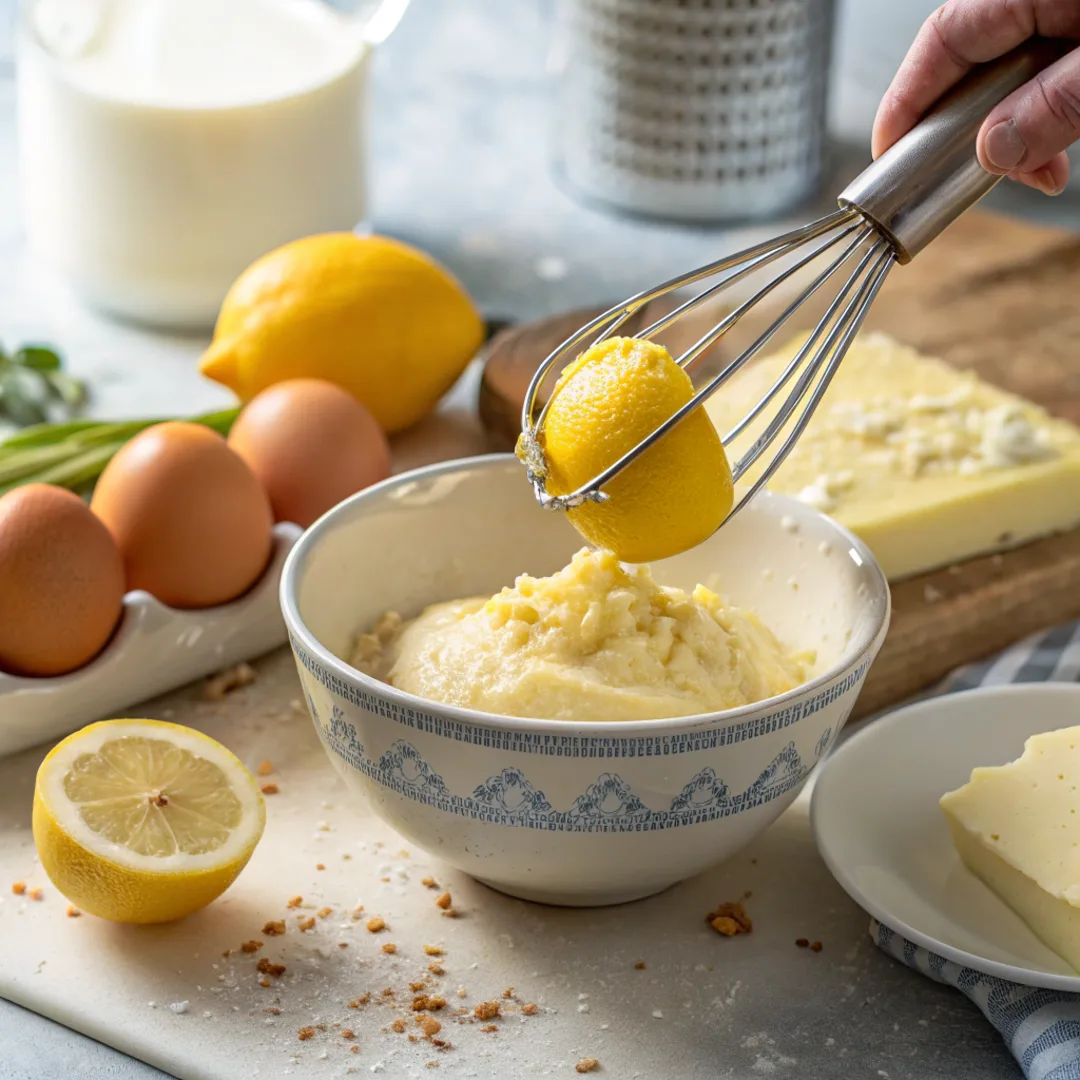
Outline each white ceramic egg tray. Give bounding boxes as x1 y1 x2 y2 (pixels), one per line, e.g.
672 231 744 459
0 522 303 760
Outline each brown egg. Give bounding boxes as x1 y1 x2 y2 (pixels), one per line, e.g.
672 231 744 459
227 378 392 528
0 484 125 677
91 422 273 609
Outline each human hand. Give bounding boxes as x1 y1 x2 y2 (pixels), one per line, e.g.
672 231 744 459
872 1 1080 195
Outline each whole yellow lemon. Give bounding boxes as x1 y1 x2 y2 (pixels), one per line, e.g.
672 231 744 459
199 233 485 434
533 336 734 563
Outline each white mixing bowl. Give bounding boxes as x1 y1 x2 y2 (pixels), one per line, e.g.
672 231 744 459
281 455 890 906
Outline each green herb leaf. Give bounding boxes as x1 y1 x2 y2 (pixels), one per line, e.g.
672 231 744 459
43 370 86 408
13 346 62 371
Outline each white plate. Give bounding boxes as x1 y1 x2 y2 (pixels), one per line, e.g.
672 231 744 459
811 684 1080 991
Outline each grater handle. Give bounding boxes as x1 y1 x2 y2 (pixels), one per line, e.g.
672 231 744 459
838 38 1065 264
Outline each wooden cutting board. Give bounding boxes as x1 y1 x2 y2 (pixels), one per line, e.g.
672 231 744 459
478 209 1080 719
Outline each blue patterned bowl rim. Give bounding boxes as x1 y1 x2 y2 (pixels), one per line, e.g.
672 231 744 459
279 453 891 737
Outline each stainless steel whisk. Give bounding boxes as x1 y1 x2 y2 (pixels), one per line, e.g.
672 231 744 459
519 40 1061 519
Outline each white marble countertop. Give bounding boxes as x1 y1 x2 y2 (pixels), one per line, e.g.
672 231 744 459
2 0 1080 1076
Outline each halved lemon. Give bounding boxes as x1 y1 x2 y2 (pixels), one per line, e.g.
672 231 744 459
33 719 265 924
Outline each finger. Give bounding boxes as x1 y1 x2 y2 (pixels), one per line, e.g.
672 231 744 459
871 0 1080 158
1013 153 1071 194
977 49 1080 182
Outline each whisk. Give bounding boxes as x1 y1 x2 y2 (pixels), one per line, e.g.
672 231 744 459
519 40 1061 518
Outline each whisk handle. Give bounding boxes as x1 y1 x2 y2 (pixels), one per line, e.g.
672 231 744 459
838 38 1065 264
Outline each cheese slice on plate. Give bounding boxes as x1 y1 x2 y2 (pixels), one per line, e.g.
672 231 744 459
940 728 1080 972
705 333 1080 580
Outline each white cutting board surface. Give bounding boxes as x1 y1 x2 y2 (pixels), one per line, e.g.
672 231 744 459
0 644 900 1080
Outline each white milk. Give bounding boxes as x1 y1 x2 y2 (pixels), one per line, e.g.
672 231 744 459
17 0 372 328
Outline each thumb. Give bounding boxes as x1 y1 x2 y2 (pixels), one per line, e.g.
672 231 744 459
977 48 1080 191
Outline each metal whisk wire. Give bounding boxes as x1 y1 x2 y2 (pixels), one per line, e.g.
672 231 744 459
517 39 1061 525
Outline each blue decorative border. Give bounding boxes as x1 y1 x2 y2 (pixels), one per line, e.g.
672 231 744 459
311 698 815 833
290 632 871 760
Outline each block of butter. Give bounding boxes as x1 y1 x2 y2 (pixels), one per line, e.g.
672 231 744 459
705 333 1080 580
940 728 1080 972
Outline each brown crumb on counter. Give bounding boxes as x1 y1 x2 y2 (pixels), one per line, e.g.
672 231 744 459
413 994 447 1012
258 978 271 988
521 1003 539 1016
410 981 426 992
382 943 397 955
707 901 752 937
66 905 81 918
428 963 445 976
501 987 514 999
241 940 263 953
421 877 438 889
11 882 26 896
257 958 286 977
435 892 452 910
316 863 326 871
297 916 316 932
257 761 274 776
348 994 371 1009
795 938 809 949
480 1024 498 1034
576 1059 601 1074
297 1026 315 1041
265 1007 281 1016
286 895 303 909
810 941 823 952
263 920 286 936
634 961 646 969
28 888 43 901
204 663 256 701
441 908 460 919
352 904 365 918
473 1001 500 1021
424 945 443 956
261 784 279 795
419 1016 442 1037
431 1037 453 1051
337 942 349 949
366 916 386 933
317 906 333 919
391 1019 408 1034
425 1063 439 1070
341 1028 355 1040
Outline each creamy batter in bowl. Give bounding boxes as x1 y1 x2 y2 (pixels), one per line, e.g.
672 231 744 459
281 455 890 906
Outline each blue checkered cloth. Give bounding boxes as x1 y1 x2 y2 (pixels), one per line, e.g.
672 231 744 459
869 620 1080 1080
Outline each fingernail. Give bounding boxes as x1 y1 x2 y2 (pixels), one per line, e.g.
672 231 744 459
984 120 1027 171
1032 168 1064 196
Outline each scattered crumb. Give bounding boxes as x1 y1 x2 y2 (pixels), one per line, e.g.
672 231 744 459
441 908 460 919
707 901 752 937
317 906 333 919
204 663 256 701
382 943 398 955
352 905 365 918
419 1016 442 1037
350 1045 360 1054
522 1003 539 1016
348 994 371 1009
428 963 445 976
424 945 443 956
502 987 514 999
66 905 80 918
811 940 823 952
341 1028 355 1040
257 761 274 776
796 938 809 949
456 987 468 999
338 942 350 949
634 961 646 970
257 958 286 977
413 995 447 1012
263 920 286 936
265 1007 281 1016
241 940 263 953
28 888 43 902
11 882 25 896
261 784 279 795
297 916 316 932
168 1001 189 1014
391 1019 408 1034
297 1026 316 1042
435 892 452 910
576 1059 601 1074
367 916 386 933
286 896 303 909
431 1038 453 1051
421 877 438 889
258 978 271 988
473 1001 500 1021
426 1063 439 1069
316 863 326 871
410 981 426 992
